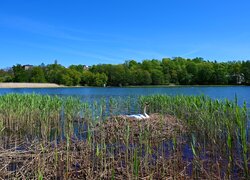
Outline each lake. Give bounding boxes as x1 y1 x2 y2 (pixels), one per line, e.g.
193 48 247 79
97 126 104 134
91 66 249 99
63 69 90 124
0 86 249 107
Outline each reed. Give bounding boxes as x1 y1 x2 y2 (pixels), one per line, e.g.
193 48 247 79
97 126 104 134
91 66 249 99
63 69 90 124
0 93 249 179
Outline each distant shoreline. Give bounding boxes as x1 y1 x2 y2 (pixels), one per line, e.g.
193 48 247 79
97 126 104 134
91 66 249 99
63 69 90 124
0 83 247 89
0 83 62 88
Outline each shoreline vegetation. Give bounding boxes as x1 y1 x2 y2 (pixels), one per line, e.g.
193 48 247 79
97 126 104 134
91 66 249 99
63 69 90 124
0 58 250 87
0 94 249 179
0 82 248 89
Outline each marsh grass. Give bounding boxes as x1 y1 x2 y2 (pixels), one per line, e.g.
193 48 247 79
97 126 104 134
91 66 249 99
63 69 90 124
0 93 249 179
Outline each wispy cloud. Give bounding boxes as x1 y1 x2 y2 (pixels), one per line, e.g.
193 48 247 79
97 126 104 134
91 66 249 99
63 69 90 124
6 39 119 64
180 49 201 57
121 48 169 60
0 15 174 64
0 15 119 43
0 14 152 46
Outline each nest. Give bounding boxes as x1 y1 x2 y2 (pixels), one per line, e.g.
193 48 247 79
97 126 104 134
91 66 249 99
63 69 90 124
0 114 233 179
95 114 186 144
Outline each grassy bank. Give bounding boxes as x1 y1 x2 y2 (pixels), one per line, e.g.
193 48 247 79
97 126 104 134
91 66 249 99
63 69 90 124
0 94 249 179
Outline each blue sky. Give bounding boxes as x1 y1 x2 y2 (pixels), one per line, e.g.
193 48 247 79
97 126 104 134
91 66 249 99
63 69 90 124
0 0 250 68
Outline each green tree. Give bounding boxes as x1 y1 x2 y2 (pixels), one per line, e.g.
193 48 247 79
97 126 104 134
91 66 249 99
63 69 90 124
127 60 138 70
59 73 73 86
131 69 152 85
109 65 126 86
212 63 228 84
67 69 81 86
162 58 173 84
197 62 214 84
93 73 108 86
151 70 164 85
45 64 65 84
30 67 46 83
186 61 198 84
0 69 13 82
12 64 30 82
69 65 84 73
81 71 94 86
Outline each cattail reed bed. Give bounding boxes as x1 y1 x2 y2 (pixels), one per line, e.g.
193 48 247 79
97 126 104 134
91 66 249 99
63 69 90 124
0 94 249 179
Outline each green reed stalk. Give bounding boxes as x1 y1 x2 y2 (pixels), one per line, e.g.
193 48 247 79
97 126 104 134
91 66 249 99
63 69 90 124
226 125 233 177
239 102 249 178
111 167 115 180
191 134 200 179
133 147 139 179
38 170 43 180
66 133 70 178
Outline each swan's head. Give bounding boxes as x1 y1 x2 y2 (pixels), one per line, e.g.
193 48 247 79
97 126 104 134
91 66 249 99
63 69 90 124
143 102 150 118
144 102 150 107
143 102 150 112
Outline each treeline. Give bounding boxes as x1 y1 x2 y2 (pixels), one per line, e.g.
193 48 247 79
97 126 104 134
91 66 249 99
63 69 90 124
0 57 250 86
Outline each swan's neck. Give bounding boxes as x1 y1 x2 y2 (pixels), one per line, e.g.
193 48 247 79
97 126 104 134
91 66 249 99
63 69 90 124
143 106 149 118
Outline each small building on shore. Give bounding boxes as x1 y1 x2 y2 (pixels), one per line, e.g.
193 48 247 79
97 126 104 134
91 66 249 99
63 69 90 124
83 65 90 70
23 64 34 70
228 73 245 84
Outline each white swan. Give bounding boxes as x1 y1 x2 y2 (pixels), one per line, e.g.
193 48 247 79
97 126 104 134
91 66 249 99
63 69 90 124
125 102 150 119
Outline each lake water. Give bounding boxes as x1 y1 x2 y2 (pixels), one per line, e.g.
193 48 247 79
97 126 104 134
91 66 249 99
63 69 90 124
0 86 249 107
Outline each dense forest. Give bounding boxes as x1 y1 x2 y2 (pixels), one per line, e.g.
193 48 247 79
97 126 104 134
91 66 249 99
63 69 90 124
0 57 250 86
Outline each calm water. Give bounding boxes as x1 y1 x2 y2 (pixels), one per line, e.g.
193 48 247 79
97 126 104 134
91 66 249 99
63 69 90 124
0 86 249 107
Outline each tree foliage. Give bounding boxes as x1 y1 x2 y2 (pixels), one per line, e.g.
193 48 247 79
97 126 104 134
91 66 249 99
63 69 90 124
0 58 250 86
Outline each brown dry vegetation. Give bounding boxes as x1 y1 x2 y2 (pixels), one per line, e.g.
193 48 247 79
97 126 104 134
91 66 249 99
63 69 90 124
0 114 190 179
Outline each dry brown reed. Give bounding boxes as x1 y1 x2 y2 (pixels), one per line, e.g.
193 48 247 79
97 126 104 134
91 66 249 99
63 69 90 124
0 114 189 179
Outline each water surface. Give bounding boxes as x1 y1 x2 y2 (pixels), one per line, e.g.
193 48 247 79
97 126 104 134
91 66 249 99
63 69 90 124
0 86 249 106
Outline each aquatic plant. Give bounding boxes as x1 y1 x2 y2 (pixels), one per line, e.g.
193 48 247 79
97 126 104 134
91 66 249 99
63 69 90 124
0 93 249 179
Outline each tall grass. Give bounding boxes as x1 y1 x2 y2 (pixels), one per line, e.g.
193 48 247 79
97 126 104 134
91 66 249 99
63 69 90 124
0 93 249 179
140 94 250 178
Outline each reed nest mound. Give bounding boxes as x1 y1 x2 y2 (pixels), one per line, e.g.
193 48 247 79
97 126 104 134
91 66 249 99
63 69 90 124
0 140 191 179
0 114 193 179
0 113 247 179
96 114 187 143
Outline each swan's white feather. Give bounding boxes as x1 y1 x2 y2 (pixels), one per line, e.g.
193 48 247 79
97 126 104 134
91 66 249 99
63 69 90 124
124 103 150 120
